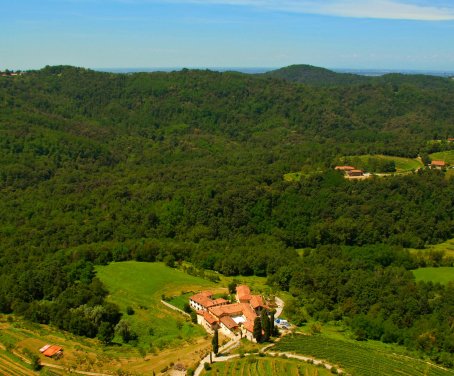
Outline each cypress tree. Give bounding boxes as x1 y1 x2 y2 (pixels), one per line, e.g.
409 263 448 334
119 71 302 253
261 310 271 342
212 328 219 355
253 317 262 343
270 310 275 336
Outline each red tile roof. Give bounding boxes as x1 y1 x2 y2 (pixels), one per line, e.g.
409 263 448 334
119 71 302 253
220 316 238 330
190 292 215 308
209 303 244 317
431 160 446 166
250 295 265 309
213 298 229 305
243 321 255 333
203 311 218 325
236 285 251 301
42 345 63 357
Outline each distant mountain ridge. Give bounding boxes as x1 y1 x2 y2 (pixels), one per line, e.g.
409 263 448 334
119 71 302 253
263 64 454 88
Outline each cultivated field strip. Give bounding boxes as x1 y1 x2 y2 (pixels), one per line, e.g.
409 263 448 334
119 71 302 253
274 335 454 376
203 357 330 376
0 352 35 376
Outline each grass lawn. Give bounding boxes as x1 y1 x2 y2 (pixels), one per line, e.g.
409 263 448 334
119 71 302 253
274 334 454 376
168 292 194 311
201 355 331 376
430 150 454 164
343 154 423 173
413 267 454 284
95 261 221 351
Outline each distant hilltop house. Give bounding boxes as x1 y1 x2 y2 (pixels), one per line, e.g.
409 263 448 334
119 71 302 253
189 285 268 342
0 71 22 77
335 165 365 178
347 169 364 177
430 160 447 169
448 138 454 143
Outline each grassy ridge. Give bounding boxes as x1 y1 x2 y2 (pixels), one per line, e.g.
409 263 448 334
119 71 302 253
413 267 454 284
274 334 454 376
95 262 217 350
202 356 331 376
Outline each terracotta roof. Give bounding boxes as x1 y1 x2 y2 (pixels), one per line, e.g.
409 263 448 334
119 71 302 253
203 311 218 325
431 160 446 166
190 293 215 308
349 169 363 173
236 285 251 301
42 345 63 357
213 298 229 305
243 321 255 333
220 316 238 330
335 166 355 171
209 303 244 318
240 303 257 322
250 295 265 309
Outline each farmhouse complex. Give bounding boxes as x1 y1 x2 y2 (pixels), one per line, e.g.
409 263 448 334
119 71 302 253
189 285 268 341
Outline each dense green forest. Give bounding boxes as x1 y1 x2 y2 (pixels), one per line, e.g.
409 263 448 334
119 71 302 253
0 66 453 366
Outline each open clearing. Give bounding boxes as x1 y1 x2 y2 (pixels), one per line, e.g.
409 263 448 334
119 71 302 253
95 262 226 369
201 356 331 376
429 150 454 164
342 154 423 173
274 334 454 376
413 267 454 284
408 237 454 258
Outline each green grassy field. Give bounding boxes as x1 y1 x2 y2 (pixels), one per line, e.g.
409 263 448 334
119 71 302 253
430 150 454 164
95 262 218 351
413 267 454 284
274 334 454 376
343 154 423 173
201 356 331 376
408 237 454 259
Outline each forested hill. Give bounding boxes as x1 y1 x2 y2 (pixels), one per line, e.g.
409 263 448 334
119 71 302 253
0 66 454 366
263 64 371 86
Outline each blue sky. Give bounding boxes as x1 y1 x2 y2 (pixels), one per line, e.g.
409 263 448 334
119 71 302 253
2 0 454 70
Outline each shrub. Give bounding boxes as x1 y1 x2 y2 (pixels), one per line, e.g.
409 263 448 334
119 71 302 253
126 306 135 315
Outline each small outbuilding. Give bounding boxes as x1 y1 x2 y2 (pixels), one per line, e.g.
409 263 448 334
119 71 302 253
430 160 446 169
40 344 63 358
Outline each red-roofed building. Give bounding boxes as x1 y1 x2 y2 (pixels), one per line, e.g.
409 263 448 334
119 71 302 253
191 284 269 342
220 316 238 333
347 169 364 177
236 285 252 303
40 345 63 358
431 160 447 169
189 291 228 311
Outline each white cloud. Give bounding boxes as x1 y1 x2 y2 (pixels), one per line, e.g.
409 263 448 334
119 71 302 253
136 0 454 21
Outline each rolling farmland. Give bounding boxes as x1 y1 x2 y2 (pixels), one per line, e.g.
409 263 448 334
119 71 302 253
201 356 331 376
274 334 454 376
